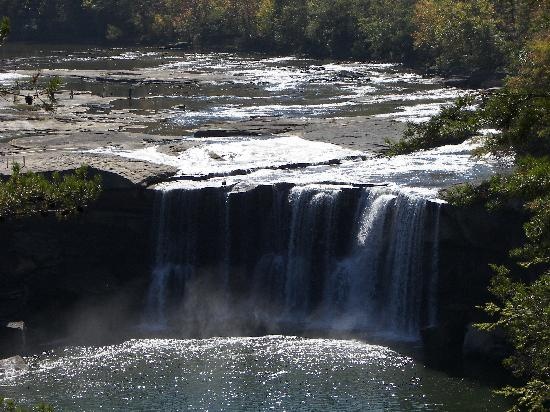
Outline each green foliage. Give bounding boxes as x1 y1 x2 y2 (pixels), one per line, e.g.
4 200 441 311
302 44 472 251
356 0 415 61
388 29 549 157
0 72 63 110
488 157 550 207
485 157 550 269
0 16 9 43
304 0 357 58
386 95 481 155
482 93 550 158
412 0 504 74
477 268 550 412
0 397 53 412
44 76 62 102
482 36 550 157
0 164 102 219
430 28 550 411
439 182 488 207
0 0 544 75
479 81 550 412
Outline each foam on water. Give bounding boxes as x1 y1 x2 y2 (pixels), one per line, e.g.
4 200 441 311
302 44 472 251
89 135 361 178
376 102 451 123
139 137 501 196
155 53 464 125
0 72 27 85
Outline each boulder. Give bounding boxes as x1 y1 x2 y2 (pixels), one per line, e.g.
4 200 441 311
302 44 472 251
463 323 510 362
0 356 28 375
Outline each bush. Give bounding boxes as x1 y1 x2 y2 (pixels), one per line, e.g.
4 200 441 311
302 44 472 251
0 397 53 412
386 95 481 155
439 182 487 207
478 268 550 412
0 165 102 219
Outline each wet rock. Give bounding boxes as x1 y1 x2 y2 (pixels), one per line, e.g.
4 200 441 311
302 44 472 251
463 323 510 362
443 77 471 88
160 41 190 50
421 322 466 366
6 321 25 331
443 71 504 89
333 70 370 82
208 151 224 161
194 129 261 138
0 323 26 359
0 356 28 375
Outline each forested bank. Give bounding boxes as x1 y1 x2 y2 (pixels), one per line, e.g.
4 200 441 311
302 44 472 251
0 0 548 79
385 19 550 409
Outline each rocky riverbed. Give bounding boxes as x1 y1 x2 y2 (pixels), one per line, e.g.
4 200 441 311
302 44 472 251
1 46 469 187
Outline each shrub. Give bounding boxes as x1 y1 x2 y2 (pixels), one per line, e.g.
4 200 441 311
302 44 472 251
0 165 102 219
386 95 481 155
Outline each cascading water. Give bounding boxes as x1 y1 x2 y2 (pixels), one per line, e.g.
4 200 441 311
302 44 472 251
145 184 441 340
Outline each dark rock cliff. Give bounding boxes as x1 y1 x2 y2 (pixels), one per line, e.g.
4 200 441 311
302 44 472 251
423 204 523 363
0 171 157 356
0 179 524 360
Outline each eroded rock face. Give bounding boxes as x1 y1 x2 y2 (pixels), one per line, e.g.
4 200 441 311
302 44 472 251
0 179 523 362
427 204 523 362
438 204 523 316
463 324 510 362
0 176 157 355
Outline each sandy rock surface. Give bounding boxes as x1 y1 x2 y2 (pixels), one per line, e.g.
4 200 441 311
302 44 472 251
1 68 404 186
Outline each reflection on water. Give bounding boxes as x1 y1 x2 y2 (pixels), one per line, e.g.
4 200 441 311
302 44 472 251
0 336 508 411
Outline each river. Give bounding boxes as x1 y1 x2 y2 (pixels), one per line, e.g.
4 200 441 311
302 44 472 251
0 46 509 411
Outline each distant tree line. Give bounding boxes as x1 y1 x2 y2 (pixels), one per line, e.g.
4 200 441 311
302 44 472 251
0 0 549 77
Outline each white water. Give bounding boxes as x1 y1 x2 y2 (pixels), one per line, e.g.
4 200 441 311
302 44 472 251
90 135 500 197
146 185 441 341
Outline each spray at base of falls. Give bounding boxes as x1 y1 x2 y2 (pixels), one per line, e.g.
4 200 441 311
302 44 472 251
145 184 441 341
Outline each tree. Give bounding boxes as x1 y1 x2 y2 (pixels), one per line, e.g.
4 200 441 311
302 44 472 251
304 0 358 58
413 0 504 75
356 0 415 61
440 31 550 410
482 33 550 157
479 268 550 412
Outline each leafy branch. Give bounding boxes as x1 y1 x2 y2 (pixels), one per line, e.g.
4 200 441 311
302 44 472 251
0 16 9 43
0 164 102 219
0 396 53 412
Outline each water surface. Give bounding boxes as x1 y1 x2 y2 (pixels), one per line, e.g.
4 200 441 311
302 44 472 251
0 336 508 411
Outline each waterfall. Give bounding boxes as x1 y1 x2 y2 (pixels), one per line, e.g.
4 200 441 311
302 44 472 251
285 187 341 317
145 184 441 340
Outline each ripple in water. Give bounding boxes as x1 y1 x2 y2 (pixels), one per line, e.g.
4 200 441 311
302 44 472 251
0 336 508 411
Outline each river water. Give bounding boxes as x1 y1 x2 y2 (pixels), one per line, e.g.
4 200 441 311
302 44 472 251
0 45 459 126
0 337 509 411
0 47 510 411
